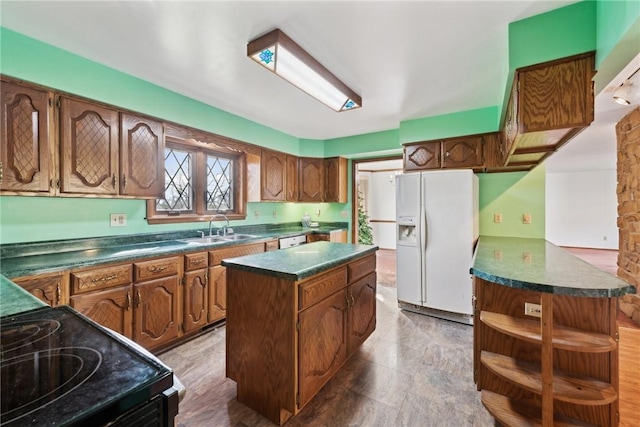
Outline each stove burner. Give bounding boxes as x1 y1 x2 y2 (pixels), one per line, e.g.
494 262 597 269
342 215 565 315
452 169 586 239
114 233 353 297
0 320 60 353
1 347 102 425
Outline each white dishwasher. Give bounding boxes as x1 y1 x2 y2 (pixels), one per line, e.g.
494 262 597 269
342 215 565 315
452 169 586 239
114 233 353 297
278 234 307 249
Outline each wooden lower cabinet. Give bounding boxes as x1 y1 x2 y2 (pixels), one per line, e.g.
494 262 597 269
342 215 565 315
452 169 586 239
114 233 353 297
183 268 208 332
71 284 133 339
474 278 618 426
226 253 377 425
208 265 226 323
133 276 180 350
307 230 348 243
13 273 67 307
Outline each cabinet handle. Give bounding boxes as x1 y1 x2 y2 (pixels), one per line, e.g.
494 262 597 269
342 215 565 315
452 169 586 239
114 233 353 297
56 283 61 306
126 291 131 310
91 274 117 283
344 296 350 311
445 151 450 157
136 290 141 308
49 179 60 189
204 274 208 286
350 294 355 308
191 258 206 266
148 265 168 273
122 175 127 191
112 174 116 189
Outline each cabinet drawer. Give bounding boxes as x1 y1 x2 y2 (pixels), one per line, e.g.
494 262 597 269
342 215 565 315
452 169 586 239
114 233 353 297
299 267 348 311
209 242 264 266
348 254 376 282
134 256 181 282
71 264 132 294
185 252 208 271
265 240 279 252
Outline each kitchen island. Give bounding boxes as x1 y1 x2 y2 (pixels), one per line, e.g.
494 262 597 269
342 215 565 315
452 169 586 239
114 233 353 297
471 236 635 427
222 241 378 425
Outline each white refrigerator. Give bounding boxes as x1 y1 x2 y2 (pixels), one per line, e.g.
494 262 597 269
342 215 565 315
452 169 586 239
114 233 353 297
395 169 478 324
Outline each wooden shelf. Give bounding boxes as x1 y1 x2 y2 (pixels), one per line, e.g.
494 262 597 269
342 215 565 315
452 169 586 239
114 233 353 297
481 351 617 406
480 311 617 353
481 390 595 427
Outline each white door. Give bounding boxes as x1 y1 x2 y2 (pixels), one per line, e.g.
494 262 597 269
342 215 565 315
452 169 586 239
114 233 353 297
396 173 424 305
422 170 474 315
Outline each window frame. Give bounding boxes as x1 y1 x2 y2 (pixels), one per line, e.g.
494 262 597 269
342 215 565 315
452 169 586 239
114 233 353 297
147 136 247 224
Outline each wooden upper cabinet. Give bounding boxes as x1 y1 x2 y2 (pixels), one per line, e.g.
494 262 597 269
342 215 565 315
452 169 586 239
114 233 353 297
285 155 299 202
1 80 53 193
60 97 119 195
404 141 441 171
442 135 483 169
120 113 164 198
261 149 286 201
404 136 484 171
324 157 347 203
298 157 324 202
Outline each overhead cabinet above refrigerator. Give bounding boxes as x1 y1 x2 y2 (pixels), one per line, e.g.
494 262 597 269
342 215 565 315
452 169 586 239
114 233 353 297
395 169 479 324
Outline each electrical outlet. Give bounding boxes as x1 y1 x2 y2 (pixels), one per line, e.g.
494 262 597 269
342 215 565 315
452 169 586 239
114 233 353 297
523 213 532 224
110 213 127 227
272 210 277 218
254 210 259 217
340 211 348 218
493 213 502 223
524 302 542 318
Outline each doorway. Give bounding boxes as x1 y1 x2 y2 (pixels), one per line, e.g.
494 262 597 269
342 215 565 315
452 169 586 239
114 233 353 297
352 157 403 287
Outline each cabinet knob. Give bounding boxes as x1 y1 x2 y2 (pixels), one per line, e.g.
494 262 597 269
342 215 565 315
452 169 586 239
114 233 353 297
126 292 131 310
122 175 127 191
136 290 142 308
112 174 116 189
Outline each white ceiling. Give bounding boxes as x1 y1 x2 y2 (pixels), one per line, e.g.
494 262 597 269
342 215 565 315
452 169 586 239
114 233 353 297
1 0 637 172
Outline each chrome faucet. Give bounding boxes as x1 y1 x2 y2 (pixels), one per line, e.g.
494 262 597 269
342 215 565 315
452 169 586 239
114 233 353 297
209 214 230 236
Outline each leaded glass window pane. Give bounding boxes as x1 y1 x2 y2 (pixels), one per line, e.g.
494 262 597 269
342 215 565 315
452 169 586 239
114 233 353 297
157 147 193 211
206 154 233 211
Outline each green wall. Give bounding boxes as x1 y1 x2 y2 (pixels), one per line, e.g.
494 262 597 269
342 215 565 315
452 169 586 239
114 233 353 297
478 166 546 238
0 1 629 245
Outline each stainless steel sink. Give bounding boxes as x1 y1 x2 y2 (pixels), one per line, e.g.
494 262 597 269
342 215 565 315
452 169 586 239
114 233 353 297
178 236 226 244
221 234 257 241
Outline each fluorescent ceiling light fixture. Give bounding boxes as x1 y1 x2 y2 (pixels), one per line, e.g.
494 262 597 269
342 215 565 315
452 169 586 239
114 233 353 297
613 80 640 106
247 29 361 112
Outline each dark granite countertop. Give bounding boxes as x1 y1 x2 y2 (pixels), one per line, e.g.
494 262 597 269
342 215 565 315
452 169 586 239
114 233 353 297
0 222 347 279
0 274 47 317
471 236 636 297
221 241 378 281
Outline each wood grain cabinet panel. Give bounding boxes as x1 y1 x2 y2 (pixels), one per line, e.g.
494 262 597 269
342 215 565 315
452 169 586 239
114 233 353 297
298 289 348 408
442 136 483 169
183 268 208 332
134 256 181 282
261 149 286 201
285 154 299 201
70 285 133 339
0 80 54 194
14 273 67 307
298 157 324 202
134 276 180 350
404 141 441 171
120 113 164 198
347 272 376 356
71 264 132 294
208 265 226 323
323 157 347 203
59 97 119 195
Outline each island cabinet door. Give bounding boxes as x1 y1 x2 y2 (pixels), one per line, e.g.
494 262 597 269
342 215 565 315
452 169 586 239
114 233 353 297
133 276 180 350
70 285 133 339
298 289 348 408
347 272 377 357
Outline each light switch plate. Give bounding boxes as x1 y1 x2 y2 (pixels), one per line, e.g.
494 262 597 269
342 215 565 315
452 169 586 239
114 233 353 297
110 213 127 227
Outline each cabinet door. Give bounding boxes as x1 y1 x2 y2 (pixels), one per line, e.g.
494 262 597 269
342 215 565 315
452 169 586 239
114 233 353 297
208 265 226 323
183 269 208 332
120 113 164 198
323 157 347 202
134 276 180 350
285 154 299 201
404 141 441 171
59 97 119 195
442 136 483 169
298 289 348 407
0 80 53 193
347 272 377 356
70 285 133 338
298 157 324 202
503 80 518 162
15 274 65 307
261 149 286 201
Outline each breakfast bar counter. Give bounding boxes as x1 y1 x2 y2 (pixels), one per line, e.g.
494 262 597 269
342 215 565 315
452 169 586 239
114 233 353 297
471 236 635 426
223 242 378 425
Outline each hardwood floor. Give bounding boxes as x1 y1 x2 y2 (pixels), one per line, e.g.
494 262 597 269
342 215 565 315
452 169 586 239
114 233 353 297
159 281 493 426
561 246 618 276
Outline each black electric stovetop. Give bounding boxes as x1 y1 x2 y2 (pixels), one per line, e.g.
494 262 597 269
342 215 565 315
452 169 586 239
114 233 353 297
0 305 173 426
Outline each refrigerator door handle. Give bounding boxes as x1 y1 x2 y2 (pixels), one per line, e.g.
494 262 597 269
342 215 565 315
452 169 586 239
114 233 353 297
421 209 428 252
